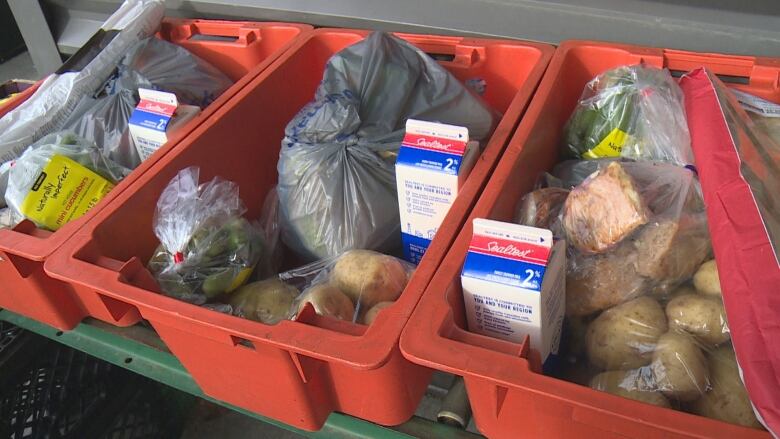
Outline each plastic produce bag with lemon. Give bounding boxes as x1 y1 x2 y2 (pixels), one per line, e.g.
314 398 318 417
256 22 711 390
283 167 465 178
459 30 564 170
148 167 267 304
563 65 693 166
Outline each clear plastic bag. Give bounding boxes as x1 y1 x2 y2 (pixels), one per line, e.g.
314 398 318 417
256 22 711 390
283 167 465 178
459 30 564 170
557 160 710 316
4 131 131 229
277 31 498 261
557 210 761 427
563 65 692 166
228 249 414 325
62 37 233 170
148 167 265 304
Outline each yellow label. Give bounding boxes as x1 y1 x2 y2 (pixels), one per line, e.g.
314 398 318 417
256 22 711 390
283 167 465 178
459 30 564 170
20 155 114 231
583 128 629 159
227 267 253 292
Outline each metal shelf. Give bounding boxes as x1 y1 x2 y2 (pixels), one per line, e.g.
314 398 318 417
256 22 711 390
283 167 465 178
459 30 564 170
0 309 480 439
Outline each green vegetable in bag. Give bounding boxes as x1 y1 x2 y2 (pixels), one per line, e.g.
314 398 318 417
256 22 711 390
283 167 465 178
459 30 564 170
563 65 693 166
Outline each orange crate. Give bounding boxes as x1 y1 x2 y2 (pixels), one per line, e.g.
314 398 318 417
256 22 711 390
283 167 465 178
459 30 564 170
44 28 553 430
0 18 311 331
401 40 778 439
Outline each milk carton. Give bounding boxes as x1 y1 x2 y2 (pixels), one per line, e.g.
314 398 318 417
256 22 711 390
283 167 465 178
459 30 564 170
128 88 200 162
396 119 478 264
461 218 565 368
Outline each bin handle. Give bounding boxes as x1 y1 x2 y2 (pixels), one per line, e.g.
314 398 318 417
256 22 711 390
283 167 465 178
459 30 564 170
663 49 780 88
396 33 483 67
162 18 263 47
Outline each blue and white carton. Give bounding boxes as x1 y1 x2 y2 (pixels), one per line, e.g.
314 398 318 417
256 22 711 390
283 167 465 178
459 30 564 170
128 88 200 162
396 119 478 264
461 218 565 367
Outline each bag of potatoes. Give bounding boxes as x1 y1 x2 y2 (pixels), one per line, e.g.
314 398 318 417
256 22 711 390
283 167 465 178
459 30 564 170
581 260 763 430
228 249 414 326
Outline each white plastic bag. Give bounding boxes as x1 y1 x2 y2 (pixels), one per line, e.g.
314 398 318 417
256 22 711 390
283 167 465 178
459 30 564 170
277 31 498 260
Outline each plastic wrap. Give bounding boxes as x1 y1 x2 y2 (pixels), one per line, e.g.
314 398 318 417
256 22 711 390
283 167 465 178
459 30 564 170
4 131 131 229
148 167 265 304
62 37 233 170
556 160 710 317
229 249 413 325
277 31 498 261
563 65 692 166
580 262 759 428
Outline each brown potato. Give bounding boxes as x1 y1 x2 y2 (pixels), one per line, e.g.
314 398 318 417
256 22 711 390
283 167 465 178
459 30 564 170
362 301 394 325
693 346 762 428
651 332 709 401
666 294 730 346
296 284 355 321
590 368 671 408
693 260 722 297
229 279 298 324
586 297 668 370
331 250 408 310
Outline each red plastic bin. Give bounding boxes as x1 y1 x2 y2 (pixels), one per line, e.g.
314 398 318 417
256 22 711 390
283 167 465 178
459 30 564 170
44 28 554 430
401 40 779 439
0 18 311 331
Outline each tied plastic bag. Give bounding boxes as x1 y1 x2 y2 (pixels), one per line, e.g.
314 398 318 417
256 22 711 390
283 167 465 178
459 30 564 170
277 31 498 260
563 65 693 166
62 37 233 169
228 249 414 325
148 167 265 304
4 131 130 230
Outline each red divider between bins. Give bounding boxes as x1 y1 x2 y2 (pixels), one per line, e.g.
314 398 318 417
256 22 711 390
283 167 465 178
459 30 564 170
0 19 312 331
400 40 778 439
44 28 554 430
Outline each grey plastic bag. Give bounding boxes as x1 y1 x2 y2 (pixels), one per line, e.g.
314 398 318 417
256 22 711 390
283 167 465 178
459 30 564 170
61 37 233 170
278 31 498 261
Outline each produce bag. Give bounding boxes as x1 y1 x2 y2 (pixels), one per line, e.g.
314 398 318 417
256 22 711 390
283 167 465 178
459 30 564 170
62 36 233 169
148 167 265 304
537 164 763 428
277 31 498 260
680 68 780 435
563 65 693 166
0 0 164 208
582 265 761 430
562 161 710 316
229 249 413 325
4 131 130 230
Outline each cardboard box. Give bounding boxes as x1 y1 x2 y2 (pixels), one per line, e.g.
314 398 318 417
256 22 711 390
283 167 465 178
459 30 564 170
396 119 477 264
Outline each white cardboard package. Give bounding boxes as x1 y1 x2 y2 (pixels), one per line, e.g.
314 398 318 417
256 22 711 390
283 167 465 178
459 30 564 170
128 88 200 162
461 218 565 368
396 119 477 264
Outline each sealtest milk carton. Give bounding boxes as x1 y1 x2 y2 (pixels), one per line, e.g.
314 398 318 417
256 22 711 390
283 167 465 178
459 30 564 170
396 119 478 264
461 218 565 368
128 88 200 162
